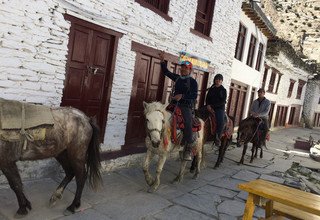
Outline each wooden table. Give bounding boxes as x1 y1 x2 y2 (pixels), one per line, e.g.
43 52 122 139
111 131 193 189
238 179 320 220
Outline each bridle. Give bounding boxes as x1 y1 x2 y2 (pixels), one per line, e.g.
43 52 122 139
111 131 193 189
238 118 262 144
145 110 165 140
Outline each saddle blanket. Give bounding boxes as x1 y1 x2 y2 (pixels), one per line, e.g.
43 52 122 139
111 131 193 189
0 98 54 130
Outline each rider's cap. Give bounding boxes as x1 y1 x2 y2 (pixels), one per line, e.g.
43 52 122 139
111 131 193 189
181 61 193 69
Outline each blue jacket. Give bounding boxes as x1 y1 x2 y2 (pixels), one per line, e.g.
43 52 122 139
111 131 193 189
161 62 198 105
250 97 271 119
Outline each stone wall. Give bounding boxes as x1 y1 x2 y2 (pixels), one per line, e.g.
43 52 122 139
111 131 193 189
303 80 320 128
0 0 242 182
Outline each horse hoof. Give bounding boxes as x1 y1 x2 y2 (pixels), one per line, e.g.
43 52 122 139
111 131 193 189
63 209 74 216
147 187 157 193
190 168 195 174
15 209 28 219
192 174 199 179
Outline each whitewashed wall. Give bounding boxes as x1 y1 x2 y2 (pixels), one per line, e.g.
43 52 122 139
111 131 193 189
303 80 320 127
230 10 269 120
231 11 268 88
265 52 310 127
0 0 242 152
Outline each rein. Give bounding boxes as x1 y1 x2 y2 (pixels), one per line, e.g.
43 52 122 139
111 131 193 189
145 110 165 140
238 118 262 144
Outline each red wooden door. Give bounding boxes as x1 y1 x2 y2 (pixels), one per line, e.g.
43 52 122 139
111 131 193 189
227 82 247 126
125 53 164 145
61 17 117 139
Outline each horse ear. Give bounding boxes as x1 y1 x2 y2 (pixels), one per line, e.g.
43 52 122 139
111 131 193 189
143 101 148 109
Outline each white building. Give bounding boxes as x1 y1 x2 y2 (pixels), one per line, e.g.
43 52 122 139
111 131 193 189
0 0 243 179
228 1 276 127
264 40 313 129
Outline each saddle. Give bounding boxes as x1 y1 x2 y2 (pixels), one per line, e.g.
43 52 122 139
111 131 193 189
166 104 201 144
207 109 233 139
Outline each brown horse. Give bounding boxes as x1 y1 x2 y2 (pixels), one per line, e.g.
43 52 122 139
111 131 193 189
0 101 102 218
193 108 234 169
237 116 264 164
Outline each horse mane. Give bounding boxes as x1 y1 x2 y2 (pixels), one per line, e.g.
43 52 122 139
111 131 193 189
143 101 167 115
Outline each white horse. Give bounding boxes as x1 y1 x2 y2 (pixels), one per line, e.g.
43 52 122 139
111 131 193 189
143 101 205 192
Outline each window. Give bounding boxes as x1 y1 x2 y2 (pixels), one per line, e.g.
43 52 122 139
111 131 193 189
234 23 247 61
319 97 320 104
135 0 171 21
287 79 296 98
246 35 257 67
296 79 306 99
261 65 269 89
255 43 264 71
193 0 216 37
267 71 276 93
275 73 282 94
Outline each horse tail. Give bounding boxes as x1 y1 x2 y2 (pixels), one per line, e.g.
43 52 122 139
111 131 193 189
87 118 102 190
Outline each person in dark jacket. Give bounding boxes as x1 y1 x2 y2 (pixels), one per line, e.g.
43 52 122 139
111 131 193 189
159 51 198 161
205 74 227 146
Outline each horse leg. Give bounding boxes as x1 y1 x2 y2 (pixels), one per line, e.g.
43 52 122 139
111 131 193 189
260 146 263 158
214 145 222 168
215 137 228 168
1 163 32 217
148 154 166 193
193 150 202 179
173 160 188 183
143 150 155 186
50 150 75 207
190 156 197 173
250 144 255 163
239 143 248 164
64 158 86 215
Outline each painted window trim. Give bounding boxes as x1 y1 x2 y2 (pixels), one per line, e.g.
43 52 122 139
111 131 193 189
135 0 172 22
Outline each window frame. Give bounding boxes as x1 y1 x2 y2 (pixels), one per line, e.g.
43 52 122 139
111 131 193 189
246 34 257 67
261 65 269 89
135 0 172 21
267 70 276 93
287 79 296 98
234 23 247 61
296 79 306 99
255 43 264 71
191 0 216 38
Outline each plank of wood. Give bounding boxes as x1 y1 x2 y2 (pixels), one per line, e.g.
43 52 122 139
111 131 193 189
238 179 320 216
272 202 320 220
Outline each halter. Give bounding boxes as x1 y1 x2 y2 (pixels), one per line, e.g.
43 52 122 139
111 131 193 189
238 117 262 144
145 110 165 141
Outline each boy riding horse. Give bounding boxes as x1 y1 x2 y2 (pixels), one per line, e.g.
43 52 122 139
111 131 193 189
159 51 198 161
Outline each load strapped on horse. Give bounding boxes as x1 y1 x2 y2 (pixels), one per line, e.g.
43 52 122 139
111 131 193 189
237 116 270 164
0 98 102 218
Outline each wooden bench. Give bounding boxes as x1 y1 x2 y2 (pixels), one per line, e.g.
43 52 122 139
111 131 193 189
238 179 320 220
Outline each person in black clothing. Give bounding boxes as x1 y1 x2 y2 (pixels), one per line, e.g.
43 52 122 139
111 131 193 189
205 74 227 146
159 51 198 161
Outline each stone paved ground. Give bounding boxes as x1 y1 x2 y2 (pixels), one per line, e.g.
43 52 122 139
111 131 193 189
0 127 319 220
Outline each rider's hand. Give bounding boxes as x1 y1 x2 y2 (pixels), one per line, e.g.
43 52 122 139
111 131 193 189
159 51 165 62
251 113 258 117
172 94 182 101
207 105 212 111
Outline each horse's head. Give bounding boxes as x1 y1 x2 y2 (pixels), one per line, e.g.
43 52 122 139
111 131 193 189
143 101 167 148
237 117 259 146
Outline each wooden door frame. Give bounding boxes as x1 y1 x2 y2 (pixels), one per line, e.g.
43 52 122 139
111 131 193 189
63 14 123 141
